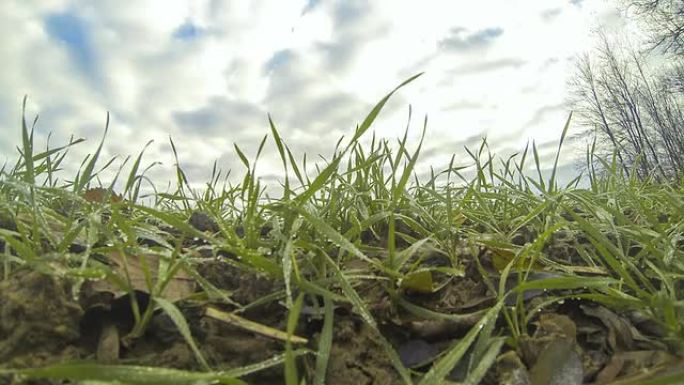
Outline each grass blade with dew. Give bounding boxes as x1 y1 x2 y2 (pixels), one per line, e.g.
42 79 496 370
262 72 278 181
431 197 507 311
350 72 423 145
314 295 335 385
294 73 423 206
548 112 572 194
20 96 35 185
153 297 210 370
389 116 427 268
285 292 305 385
462 338 506 385
293 203 398 278
268 114 291 200
123 139 155 202
318 247 414 385
222 349 311 378
418 300 503 385
0 363 246 385
75 112 109 192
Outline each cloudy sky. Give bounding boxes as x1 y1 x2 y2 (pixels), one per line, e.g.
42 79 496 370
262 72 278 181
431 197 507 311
0 0 634 192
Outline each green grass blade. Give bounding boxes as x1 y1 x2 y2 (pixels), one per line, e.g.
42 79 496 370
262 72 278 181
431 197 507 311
20 96 35 185
462 338 506 385
153 297 210 370
285 293 305 385
76 112 109 192
222 349 311 377
548 112 572 193
268 115 290 199
314 295 335 385
0 228 39 261
350 73 423 144
124 140 153 199
319 249 414 385
0 363 245 385
294 204 397 277
532 140 545 193
393 117 426 205
234 143 250 169
418 300 503 385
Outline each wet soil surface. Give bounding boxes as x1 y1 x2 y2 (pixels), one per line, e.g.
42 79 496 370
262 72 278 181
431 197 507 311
0 209 682 384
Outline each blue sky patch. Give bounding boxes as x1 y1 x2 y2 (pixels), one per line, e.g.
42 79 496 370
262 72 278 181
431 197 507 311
301 0 321 15
264 50 293 73
440 27 504 51
44 12 98 81
333 2 366 29
173 21 202 40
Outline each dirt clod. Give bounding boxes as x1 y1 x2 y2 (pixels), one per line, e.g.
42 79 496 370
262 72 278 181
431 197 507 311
0 270 83 365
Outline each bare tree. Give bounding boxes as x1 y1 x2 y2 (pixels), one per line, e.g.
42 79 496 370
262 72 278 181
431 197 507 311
570 34 684 180
626 0 684 56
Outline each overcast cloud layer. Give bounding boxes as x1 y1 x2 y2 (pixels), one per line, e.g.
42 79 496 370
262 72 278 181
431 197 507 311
0 0 631 191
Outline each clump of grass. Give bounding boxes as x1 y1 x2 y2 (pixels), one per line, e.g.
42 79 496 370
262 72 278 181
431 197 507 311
0 74 682 384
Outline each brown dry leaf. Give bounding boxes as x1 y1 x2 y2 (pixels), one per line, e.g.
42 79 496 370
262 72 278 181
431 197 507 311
598 351 683 384
538 313 577 340
489 246 545 272
596 354 625 384
520 313 578 368
497 350 532 385
529 338 583 385
400 269 434 293
479 238 543 272
92 250 195 302
83 187 122 204
405 309 488 339
581 305 666 351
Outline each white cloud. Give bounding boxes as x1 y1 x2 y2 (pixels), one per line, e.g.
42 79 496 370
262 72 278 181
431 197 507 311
0 0 634 190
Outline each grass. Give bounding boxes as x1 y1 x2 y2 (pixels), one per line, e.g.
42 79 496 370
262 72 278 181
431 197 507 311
0 74 683 384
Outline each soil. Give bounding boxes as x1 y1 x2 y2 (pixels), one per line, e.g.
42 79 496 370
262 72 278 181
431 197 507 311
0 210 682 384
